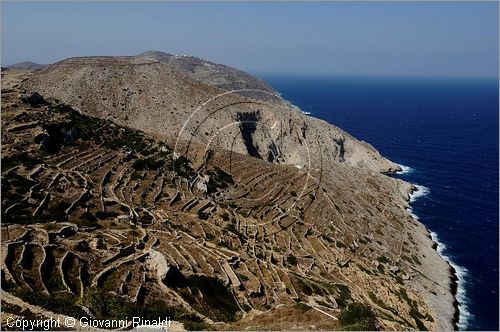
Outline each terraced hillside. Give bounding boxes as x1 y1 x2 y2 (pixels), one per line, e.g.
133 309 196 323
1 69 455 331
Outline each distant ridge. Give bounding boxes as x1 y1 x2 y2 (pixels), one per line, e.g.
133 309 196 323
7 61 45 70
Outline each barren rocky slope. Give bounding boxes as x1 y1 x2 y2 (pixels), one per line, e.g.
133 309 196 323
1 59 455 331
22 53 401 176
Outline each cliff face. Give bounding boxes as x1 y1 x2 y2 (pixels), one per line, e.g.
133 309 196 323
2 53 455 330
22 53 401 176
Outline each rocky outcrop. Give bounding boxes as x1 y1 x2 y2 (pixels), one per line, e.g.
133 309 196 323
20 91 46 107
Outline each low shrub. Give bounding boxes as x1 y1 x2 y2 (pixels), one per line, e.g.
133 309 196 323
84 287 208 330
293 302 311 312
339 302 377 331
95 210 118 220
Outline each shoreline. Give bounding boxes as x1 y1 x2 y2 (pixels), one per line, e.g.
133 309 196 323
449 265 461 330
406 182 465 331
429 230 470 330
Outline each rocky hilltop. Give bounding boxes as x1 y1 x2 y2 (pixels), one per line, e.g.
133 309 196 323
137 50 277 97
1 54 456 331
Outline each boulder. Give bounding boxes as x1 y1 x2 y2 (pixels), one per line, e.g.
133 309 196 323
389 265 400 274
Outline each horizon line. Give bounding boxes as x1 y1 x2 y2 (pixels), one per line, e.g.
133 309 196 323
3 59 498 82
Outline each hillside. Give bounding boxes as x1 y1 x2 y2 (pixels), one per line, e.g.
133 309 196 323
1 56 456 331
21 53 401 176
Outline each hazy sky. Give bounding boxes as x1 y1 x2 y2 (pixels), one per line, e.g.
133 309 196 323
2 1 498 78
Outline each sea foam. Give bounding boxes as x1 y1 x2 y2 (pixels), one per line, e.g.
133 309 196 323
396 163 415 175
409 184 430 203
408 182 471 329
429 231 472 330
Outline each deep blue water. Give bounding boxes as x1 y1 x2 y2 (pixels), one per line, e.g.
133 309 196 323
262 75 499 331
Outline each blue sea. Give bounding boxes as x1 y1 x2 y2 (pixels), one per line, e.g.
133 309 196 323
262 75 499 331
